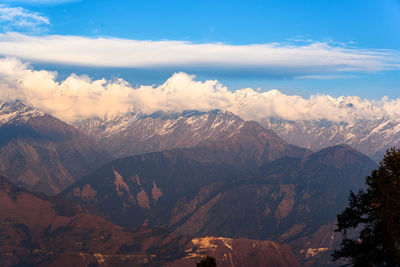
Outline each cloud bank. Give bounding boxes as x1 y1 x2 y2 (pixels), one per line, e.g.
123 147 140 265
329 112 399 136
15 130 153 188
0 5 49 32
0 33 399 79
1 57 400 124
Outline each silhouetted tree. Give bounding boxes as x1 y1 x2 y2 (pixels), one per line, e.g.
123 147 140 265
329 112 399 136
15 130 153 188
196 255 217 267
333 148 400 266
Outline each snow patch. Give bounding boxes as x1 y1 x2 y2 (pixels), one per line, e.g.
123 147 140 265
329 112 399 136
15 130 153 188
0 101 44 126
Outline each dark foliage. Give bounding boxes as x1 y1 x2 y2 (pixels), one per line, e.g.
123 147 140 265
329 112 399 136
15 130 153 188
196 255 217 267
333 148 400 266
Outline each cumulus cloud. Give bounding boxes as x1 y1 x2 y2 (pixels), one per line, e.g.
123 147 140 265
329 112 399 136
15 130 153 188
0 33 399 78
0 4 49 32
0 57 400 123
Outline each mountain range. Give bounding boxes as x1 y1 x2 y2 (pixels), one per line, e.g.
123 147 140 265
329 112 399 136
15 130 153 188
77 109 400 162
61 144 376 266
0 101 386 266
75 110 309 166
0 175 301 267
263 118 400 161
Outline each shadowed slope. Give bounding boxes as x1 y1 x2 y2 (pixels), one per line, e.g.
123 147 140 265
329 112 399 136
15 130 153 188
0 101 112 195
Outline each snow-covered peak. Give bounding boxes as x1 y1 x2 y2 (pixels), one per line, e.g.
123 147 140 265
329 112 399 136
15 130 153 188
136 109 239 120
0 100 45 126
76 109 242 139
74 110 140 138
75 109 247 157
263 117 400 161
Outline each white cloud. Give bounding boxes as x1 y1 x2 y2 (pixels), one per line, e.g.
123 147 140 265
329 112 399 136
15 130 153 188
0 5 49 32
0 33 398 78
3 0 79 4
297 74 358 80
0 57 400 124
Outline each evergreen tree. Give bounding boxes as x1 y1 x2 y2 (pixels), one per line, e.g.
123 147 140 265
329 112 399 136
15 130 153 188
333 148 400 266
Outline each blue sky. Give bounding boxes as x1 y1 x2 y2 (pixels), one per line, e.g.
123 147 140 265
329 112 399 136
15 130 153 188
0 0 399 99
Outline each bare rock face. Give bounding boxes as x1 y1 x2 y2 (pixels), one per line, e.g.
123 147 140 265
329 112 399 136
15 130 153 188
61 151 239 228
76 110 310 166
0 101 113 195
165 237 301 267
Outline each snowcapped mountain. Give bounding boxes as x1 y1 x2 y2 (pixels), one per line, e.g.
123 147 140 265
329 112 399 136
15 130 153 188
263 118 400 161
0 100 112 195
0 100 45 126
75 109 291 158
76 110 244 143
75 105 400 162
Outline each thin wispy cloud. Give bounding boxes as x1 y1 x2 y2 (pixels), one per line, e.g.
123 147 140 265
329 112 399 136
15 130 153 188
0 5 49 33
0 57 399 123
0 33 398 79
297 74 359 80
3 0 80 4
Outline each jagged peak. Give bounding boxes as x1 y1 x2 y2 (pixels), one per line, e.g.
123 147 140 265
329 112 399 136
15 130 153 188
137 109 241 121
0 99 45 126
77 109 244 127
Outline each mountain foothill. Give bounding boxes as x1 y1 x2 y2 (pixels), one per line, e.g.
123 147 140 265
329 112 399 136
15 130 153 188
0 100 380 266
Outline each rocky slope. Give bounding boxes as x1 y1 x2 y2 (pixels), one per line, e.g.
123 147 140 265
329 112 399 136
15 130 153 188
61 150 240 228
0 100 112 195
76 110 310 166
62 144 376 266
166 237 301 267
183 144 375 266
0 175 299 267
263 118 400 161
0 175 193 267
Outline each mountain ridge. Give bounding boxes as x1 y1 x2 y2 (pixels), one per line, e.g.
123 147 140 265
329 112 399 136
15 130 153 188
0 175 300 267
61 144 376 266
263 117 400 161
75 109 311 167
0 100 113 195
